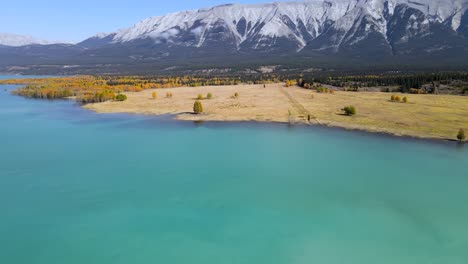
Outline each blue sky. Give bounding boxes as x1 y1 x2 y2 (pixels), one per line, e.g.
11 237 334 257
2 0 297 43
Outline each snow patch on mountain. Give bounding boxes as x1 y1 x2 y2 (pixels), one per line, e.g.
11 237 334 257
91 32 113 39
389 0 467 30
0 33 53 47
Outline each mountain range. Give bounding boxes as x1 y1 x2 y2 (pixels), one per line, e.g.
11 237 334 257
1 0 468 74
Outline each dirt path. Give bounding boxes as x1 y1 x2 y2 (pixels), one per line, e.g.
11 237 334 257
279 87 317 123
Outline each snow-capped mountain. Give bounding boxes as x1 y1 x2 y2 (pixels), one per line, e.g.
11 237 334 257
1 0 467 73
0 33 53 47
80 0 467 54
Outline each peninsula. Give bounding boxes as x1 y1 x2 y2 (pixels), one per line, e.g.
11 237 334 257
83 83 468 141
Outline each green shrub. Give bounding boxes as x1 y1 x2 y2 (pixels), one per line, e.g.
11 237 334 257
197 94 203 100
391 95 396 101
193 100 203 114
402 97 408 103
316 87 329 93
457 129 466 142
115 94 127 101
207 93 213 99
342 106 356 116
234 92 239 97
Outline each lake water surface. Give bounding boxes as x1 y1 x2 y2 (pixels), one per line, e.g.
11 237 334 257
1 75 467 264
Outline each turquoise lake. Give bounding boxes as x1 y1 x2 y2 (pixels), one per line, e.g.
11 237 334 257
0 75 467 264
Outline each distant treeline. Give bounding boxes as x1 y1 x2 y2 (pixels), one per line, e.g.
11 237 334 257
300 72 468 93
3 72 467 103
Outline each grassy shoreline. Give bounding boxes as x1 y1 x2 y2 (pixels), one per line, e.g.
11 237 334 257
82 83 468 141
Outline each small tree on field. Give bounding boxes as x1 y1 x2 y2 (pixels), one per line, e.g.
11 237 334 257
391 95 396 101
457 129 466 142
197 94 203 100
234 92 239 98
115 94 127 101
152 92 157 99
288 110 295 124
395 96 401 102
403 97 408 103
342 106 356 116
285 80 296 87
207 93 213 99
194 100 203 114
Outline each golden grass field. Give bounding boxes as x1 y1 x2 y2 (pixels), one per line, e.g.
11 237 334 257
83 83 468 140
